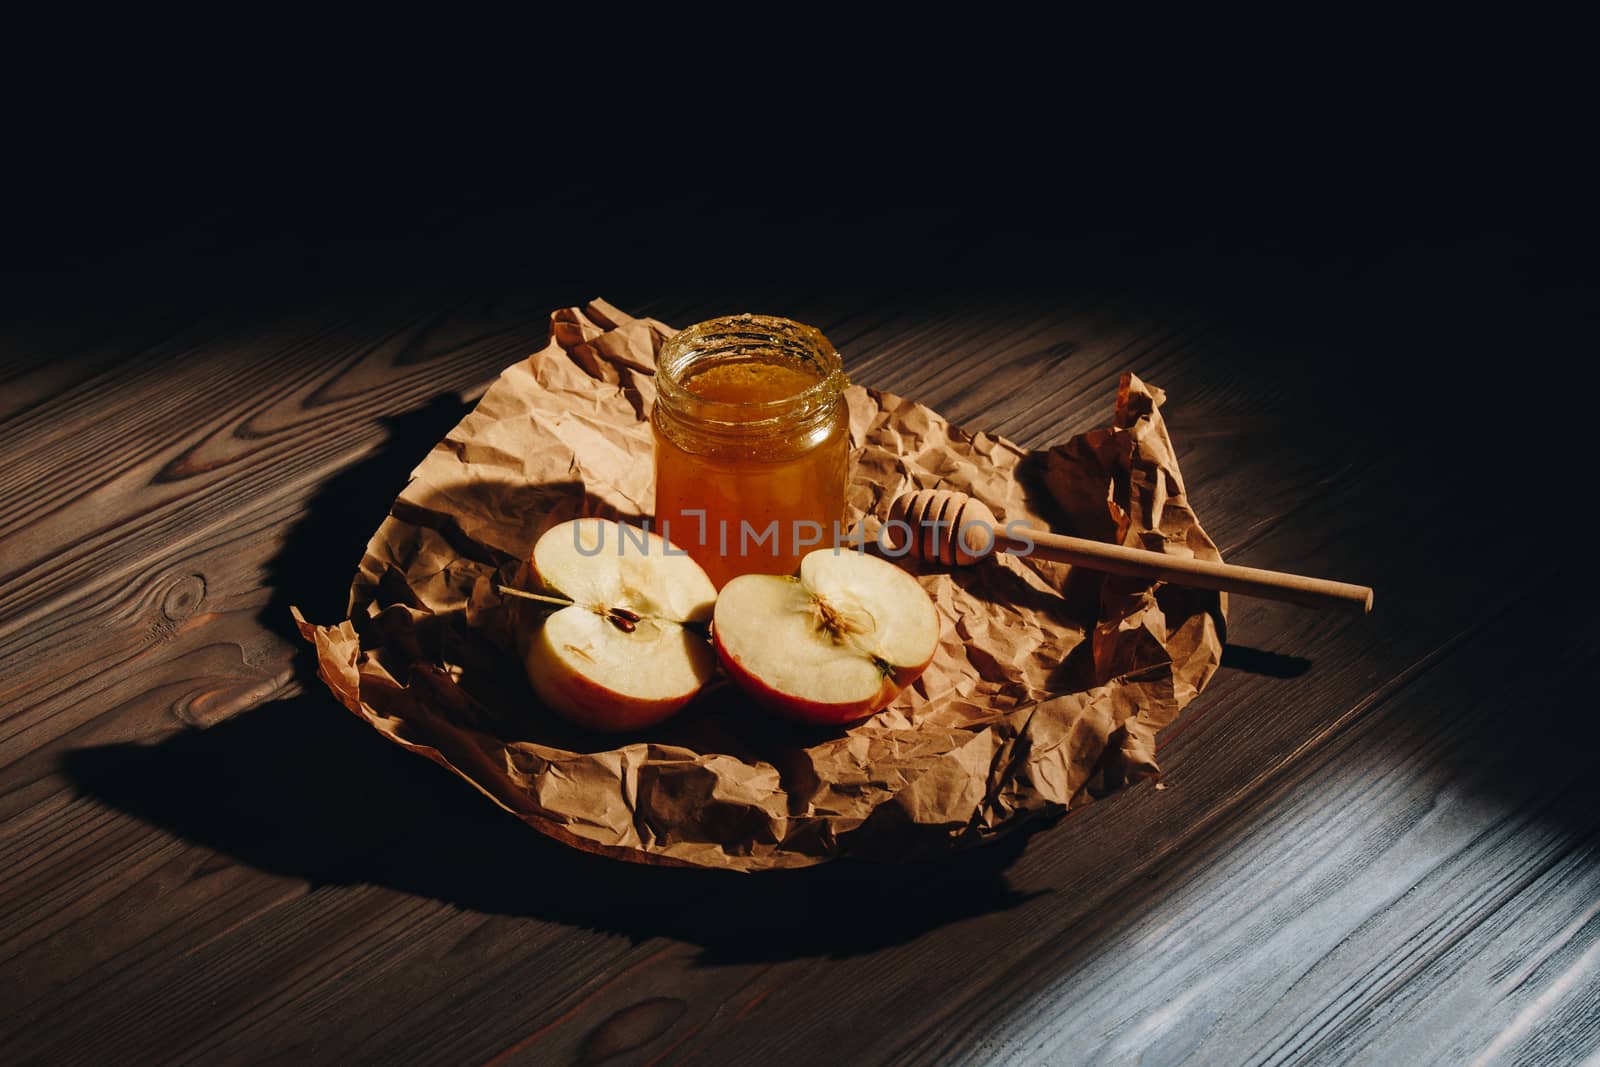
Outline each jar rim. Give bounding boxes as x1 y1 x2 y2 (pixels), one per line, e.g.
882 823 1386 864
655 313 847 424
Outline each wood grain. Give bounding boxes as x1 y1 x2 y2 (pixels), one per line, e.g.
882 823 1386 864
2 220 1593 1066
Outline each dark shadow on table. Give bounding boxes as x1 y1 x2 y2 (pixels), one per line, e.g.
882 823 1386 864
1219 645 1311 678
220 345 1048 962
259 392 476 665
60 692 1049 965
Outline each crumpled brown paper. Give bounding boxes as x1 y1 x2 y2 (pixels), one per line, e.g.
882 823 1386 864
295 298 1226 871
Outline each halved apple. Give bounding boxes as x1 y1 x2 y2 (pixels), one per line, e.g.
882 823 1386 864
712 549 941 726
519 518 717 732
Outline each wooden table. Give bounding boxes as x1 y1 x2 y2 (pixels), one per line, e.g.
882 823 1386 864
3 197 1595 1065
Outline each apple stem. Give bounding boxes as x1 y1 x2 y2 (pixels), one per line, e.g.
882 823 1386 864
496 586 574 608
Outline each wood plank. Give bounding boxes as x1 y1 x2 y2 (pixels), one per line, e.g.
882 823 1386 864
0 286 1210 1063
914 593 1600 1065
0 322 1386 1063
2 228 1591 1064
0 286 1376 1067
0 300 549 630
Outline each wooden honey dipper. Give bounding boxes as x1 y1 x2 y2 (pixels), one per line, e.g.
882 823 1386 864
887 489 1373 614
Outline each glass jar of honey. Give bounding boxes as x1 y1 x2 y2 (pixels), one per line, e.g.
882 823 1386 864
652 314 850 588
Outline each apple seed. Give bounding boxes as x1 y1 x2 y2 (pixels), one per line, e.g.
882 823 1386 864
605 607 641 633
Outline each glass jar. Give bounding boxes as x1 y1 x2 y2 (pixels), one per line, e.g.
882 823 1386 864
652 314 851 588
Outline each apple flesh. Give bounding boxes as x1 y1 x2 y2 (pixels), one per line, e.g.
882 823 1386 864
520 518 717 732
712 549 941 726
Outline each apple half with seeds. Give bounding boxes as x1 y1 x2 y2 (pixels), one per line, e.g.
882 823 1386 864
713 549 941 726
520 518 717 733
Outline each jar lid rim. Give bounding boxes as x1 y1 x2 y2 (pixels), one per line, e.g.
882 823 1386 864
656 313 846 416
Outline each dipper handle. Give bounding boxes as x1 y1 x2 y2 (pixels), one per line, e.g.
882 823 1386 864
887 489 1372 614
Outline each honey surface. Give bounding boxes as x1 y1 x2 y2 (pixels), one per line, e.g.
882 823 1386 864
684 360 821 406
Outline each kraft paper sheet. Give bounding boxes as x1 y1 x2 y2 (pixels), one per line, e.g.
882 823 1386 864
296 299 1226 871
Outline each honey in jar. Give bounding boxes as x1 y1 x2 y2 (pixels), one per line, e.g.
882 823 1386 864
652 314 850 588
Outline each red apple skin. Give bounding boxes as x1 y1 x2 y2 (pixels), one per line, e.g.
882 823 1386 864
533 665 694 732
522 621 702 734
712 626 934 727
